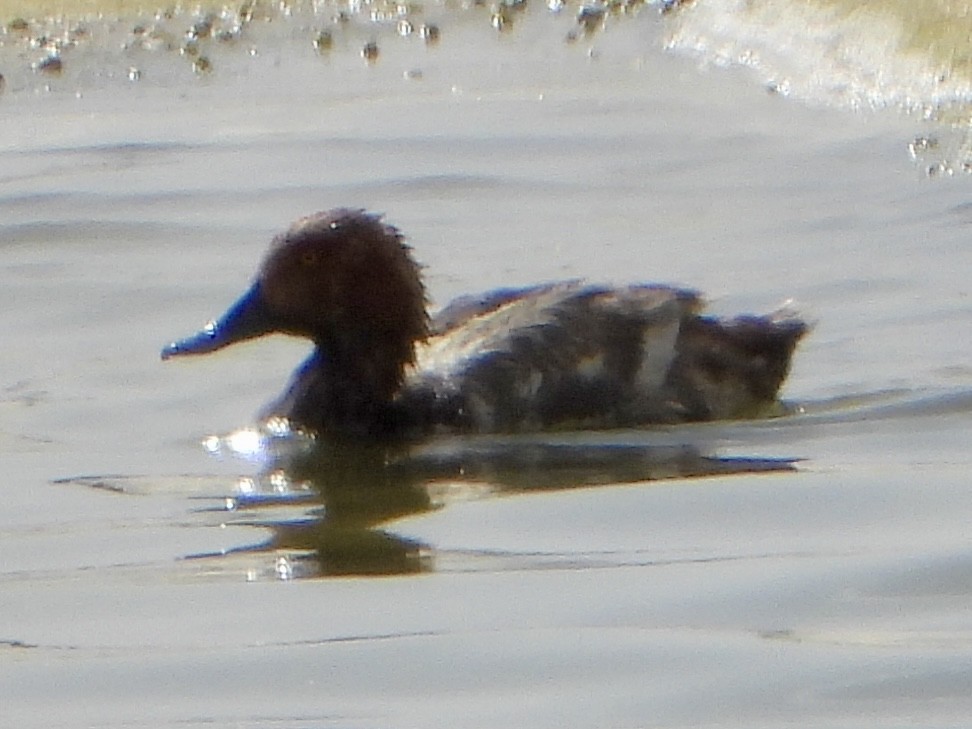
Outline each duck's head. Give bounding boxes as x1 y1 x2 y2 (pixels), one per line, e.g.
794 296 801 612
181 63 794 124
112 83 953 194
162 209 429 383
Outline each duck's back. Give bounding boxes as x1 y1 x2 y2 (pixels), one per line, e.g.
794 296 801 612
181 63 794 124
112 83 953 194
400 282 717 433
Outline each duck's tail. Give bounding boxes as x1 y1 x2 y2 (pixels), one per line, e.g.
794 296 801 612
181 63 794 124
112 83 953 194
671 313 809 420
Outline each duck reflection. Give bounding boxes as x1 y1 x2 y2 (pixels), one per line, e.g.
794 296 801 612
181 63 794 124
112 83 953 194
212 431 797 578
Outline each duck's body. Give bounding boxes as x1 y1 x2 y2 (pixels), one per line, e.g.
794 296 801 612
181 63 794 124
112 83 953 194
163 209 807 440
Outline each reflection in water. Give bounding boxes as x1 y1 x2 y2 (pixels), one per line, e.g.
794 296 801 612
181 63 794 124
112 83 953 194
207 430 799 579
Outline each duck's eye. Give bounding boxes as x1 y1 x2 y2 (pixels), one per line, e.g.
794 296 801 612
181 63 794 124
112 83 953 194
300 250 321 267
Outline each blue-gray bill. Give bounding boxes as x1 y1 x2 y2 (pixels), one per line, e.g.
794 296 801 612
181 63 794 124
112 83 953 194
161 283 276 360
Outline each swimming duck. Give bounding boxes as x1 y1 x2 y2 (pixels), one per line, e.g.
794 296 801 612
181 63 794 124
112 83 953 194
162 208 807 439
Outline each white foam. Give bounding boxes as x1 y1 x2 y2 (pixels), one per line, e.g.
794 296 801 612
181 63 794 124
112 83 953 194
665 0 972 117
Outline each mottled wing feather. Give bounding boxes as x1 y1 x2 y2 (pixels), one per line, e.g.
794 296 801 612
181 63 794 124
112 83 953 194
405 283 702 432
429 283 566 336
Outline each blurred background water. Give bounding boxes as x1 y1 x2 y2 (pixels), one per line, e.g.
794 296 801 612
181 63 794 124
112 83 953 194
2 0 972 727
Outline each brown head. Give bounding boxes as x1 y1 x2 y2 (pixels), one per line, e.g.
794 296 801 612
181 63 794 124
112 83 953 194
162 209 429 401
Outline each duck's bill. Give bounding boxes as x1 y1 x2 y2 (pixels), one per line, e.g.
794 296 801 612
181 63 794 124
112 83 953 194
161 283 277 360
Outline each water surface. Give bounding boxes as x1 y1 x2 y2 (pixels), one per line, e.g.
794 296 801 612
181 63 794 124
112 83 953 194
2 1 972 727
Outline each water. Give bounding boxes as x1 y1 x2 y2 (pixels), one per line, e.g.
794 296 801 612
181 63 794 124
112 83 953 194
2 1 972 727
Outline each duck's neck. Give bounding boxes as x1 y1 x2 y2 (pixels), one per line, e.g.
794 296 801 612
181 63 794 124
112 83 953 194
307 334 415 438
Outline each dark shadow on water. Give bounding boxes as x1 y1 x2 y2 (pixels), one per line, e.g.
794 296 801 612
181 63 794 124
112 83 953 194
56 386 971 578
201 434 800 579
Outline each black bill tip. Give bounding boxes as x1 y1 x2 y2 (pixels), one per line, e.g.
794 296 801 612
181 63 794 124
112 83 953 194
161 283 277 361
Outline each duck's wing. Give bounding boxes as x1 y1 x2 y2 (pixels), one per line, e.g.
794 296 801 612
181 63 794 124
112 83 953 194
428 283 569 335
404 282 704 432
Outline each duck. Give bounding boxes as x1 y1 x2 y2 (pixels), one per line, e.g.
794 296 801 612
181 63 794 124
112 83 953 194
162 208 807 440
